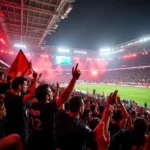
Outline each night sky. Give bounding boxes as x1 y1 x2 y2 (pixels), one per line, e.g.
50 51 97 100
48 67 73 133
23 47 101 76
46 0 150 50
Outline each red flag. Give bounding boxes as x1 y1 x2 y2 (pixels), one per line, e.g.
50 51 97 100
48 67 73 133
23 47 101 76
8 50 32 78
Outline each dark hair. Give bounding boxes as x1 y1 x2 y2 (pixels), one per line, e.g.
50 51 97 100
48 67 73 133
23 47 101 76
65 102 69 111
133 117 148 136
7 75 12 82
113 109 122 121
90 104 96 111
69 96 83 113
89 117 100 129
12 77 27 90
35 84 49 102
99 105 104 113
80 109 91 119
132 110 136 115
137 113 142 117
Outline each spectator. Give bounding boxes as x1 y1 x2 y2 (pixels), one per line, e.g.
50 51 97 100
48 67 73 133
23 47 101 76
80 109 92 125
109 109 122 137
109 117 148 150
27 64 81 150
55 96 95 150
4 76 37 146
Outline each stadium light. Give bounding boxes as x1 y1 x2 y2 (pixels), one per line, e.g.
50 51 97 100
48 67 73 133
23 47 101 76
14 44 26 49
58 47 70 53
100 48 110 52
61 4 73 20
100 49 124 56
74 51 87 54
139 37 150 43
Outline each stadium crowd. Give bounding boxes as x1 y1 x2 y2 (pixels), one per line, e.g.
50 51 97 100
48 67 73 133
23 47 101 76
0 62 150 150
101 68 150 85
108 53 150 68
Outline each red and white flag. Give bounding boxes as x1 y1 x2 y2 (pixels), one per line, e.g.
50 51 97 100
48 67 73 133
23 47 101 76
8 50 32 78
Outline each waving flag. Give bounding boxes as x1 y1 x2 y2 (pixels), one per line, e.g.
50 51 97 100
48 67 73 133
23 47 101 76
8 50 32 78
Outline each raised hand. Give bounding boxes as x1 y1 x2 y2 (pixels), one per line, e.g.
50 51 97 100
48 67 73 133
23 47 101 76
32 71 38 79
107 90 118 105
95 122 110 150
72 63 81 80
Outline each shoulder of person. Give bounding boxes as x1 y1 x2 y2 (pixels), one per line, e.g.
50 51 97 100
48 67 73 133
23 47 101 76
115 129 131 137
5 93 22 101
77 122 93 132
31 101 41 108
56 110 67 117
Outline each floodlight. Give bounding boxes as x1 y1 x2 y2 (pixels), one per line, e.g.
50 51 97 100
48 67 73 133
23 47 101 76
74 51 87 54
14 44 26 48
58 47 70 53
100 48 110 52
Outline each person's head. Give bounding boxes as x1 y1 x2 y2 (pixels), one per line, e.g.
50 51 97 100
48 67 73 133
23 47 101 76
85 100 90 108
131 110 137 118
133 117 148 136
69 96 84 116
89 117 100 129
7 75 12 82
113 109 122 122
65 102 69 112
12 77 27 94
80 109 92 122
99 105 104 114
0 72 5 81
90 104 96 112
35 84 53 102
137 112 142 117
144 112 148 117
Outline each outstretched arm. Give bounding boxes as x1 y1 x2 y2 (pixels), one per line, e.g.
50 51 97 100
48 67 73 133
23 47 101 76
56 64 81 108
23 71 38 104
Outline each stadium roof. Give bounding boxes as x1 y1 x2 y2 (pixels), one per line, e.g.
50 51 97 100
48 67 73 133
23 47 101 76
42 35 150 55
0 0 74 50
